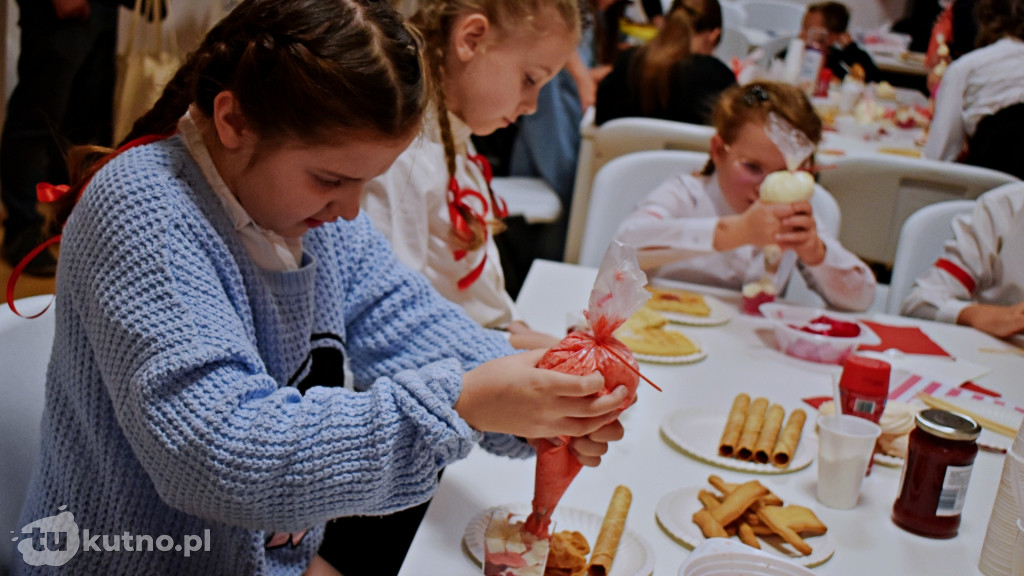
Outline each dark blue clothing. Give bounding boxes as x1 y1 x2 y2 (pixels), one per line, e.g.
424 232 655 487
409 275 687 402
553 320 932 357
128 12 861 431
1 0 120 237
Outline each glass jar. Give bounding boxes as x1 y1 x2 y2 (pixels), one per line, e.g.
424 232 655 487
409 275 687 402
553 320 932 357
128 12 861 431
892 409 981 538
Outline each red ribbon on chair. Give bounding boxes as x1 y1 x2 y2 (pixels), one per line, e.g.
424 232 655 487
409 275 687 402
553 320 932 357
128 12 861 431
6 133 173 317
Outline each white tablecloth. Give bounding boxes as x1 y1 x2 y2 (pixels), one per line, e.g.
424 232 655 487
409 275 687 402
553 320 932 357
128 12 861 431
397 260 1024 576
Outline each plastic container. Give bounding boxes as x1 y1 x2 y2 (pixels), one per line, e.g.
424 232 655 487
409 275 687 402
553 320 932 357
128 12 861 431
759 303 879 365
678 539 816 576
892 409 981 538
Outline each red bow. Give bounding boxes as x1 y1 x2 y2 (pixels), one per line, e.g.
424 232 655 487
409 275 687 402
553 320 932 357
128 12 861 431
36 183 72 203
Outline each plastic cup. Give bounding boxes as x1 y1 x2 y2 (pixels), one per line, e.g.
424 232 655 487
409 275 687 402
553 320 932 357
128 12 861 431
816 414 882 509
1011 451 1024 521
1014 519 1024 576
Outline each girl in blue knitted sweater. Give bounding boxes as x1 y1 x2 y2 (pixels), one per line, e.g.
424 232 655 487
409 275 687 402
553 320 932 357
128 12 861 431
13 1 627 574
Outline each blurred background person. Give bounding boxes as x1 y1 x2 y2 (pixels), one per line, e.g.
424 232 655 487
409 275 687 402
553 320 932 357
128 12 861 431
595 0 736 126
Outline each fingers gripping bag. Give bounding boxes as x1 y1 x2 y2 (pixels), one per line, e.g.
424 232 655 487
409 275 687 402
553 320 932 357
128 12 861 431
523 242 656 537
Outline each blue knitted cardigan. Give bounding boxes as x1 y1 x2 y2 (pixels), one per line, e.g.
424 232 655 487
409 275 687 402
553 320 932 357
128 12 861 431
14 136 529 575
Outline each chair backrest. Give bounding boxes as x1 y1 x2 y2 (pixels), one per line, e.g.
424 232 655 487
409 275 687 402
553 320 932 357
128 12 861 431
816 154 1019 266
735 0 806 36
886 200 976 315
565 110 716 262
714 27 752 66
0 296 56 573
720 2 747 30
579 150 711 267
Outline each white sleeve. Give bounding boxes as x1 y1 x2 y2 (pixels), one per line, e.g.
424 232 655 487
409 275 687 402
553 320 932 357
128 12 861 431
614 174 720 268
923 59 969 161
901 186 1023 322
361 138 435 273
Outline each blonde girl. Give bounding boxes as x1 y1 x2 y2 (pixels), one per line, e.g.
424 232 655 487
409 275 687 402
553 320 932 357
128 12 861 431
15 1 627 574
362 0 580 350
614 81 876 311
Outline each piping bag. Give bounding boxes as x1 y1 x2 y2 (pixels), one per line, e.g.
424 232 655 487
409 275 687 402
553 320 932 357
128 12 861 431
523 242 658 537
743 113 817 309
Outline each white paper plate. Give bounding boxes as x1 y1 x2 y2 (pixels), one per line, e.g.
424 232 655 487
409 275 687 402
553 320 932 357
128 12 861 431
873 452 904 467
656 487 836 568
464 503 655 576
661 408 816 474
631 332 707 365
648 293 734 327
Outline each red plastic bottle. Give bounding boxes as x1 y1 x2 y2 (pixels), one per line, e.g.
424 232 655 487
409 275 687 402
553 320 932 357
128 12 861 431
838 355 890 474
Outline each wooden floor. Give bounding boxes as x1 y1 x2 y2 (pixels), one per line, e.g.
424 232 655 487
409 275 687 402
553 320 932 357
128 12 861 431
0 222 58 306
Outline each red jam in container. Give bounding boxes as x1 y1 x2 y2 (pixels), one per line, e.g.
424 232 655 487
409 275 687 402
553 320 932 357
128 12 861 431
892 409 980 538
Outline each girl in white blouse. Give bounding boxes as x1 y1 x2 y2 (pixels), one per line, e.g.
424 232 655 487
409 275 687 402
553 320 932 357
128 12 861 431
363 0 580 349
615 82 876 311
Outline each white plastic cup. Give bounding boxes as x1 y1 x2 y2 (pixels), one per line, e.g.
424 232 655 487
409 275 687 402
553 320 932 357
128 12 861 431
1012 451 1024 522
816 414 882 509
1014 519 1024 576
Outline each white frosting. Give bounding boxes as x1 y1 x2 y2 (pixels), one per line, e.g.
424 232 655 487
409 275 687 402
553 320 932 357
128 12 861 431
759 171 815 203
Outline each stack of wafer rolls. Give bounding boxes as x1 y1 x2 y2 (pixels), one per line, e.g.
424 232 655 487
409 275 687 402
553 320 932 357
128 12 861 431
717 393 807 468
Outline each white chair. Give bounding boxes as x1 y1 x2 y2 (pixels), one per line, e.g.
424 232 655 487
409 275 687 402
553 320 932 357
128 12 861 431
816 155 1019 266
565 109 716 262
490 176 562 224
719 2 747 30
886 200 976 315
735 0 806 38
0 296 56 574
579 150 710 267
714 27 752 66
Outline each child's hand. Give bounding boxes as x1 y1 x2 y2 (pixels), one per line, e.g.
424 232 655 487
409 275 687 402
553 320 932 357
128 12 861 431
958 302 1024 339
739 201 784 247
507 321 562 350
775 201 826 265
568 419 625 467
456 349 628 439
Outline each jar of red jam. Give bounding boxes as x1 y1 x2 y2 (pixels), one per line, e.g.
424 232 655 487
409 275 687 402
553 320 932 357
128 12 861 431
892 409 981 538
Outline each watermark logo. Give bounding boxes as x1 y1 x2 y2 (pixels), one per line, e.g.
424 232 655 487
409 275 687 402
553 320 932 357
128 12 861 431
12 506 210 566
14 505 80 567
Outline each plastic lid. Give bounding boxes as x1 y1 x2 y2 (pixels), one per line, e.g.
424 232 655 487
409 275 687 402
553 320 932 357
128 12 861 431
838 355 891 395
915 409 982 441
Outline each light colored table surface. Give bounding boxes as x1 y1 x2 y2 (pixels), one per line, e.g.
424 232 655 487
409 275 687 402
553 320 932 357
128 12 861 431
398 259 1024 576
817 86 929 160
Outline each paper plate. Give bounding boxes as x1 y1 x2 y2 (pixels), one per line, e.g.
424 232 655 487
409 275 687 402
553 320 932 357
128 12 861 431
657 487 836 568
646 289 735 327
463 503 655 576
660 408 816 474
631 332 707 365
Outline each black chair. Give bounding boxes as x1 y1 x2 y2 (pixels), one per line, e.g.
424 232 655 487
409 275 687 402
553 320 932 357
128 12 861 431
966 102 1024 180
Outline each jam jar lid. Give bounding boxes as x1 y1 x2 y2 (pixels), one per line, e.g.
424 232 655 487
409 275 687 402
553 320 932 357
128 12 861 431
914 409 982 441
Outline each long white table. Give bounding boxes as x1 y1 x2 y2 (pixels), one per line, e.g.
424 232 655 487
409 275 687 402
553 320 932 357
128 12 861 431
398 260 1024 576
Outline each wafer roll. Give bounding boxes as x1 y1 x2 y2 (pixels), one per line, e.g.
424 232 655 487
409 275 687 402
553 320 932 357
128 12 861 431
736 397 769 460
588 486 632 576
771 408 807 468
753 404 786 464
718 393 750 457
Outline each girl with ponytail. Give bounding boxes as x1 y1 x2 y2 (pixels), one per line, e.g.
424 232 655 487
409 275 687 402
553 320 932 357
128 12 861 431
362 0 581 350
16 1 627 574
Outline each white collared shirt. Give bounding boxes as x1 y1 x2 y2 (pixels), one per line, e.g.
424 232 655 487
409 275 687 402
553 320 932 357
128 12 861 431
925 38 1024 161
362 112 520 328
178 110 303 272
